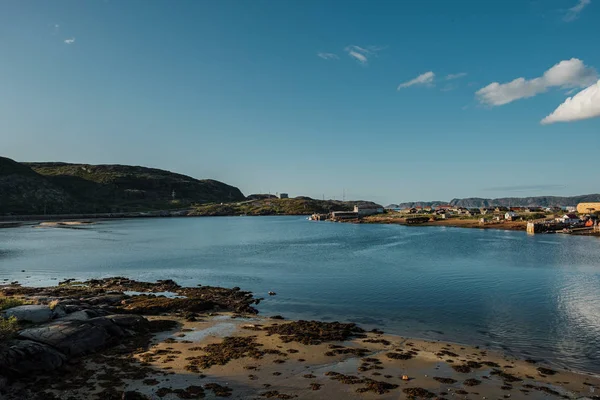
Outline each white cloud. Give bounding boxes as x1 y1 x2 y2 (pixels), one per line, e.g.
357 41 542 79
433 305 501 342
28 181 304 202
564 0 591 22
64 37 75 44
317 52 338 60
397 71 435 90
476 58 597 106
344 45 385 65
446 72 467 80
541 80 600 124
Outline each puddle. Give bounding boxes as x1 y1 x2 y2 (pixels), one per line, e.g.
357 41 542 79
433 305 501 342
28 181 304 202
178 322 238 341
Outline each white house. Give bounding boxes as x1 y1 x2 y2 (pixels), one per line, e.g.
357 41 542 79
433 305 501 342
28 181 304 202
556 214 580 224
505 211 518 221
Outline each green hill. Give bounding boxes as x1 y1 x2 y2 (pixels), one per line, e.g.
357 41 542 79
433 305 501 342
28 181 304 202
0 157 75 215
190 198 381 216
0 157 245 215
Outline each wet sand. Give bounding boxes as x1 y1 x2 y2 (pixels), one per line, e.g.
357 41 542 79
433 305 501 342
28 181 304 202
47 314 600 399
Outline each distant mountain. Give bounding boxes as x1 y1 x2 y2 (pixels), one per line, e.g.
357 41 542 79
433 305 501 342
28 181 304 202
389 195 600 209
449 195 600 208
0 157 245 215
388 201 447 209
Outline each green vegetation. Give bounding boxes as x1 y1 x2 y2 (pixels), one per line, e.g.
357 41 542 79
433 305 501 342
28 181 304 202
0 296 24 311
0 316 19 342
1 156 245 215
190 198 362 216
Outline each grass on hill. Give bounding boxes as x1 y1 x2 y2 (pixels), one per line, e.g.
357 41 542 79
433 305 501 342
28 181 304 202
190 198 359 216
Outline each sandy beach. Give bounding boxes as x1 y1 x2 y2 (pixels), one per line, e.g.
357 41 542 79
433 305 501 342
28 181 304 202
28 314 600 399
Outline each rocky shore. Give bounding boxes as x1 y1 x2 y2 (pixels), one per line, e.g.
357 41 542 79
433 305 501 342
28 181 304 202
1 278 599 399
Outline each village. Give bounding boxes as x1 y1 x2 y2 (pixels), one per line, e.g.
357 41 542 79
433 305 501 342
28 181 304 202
312 202 600 235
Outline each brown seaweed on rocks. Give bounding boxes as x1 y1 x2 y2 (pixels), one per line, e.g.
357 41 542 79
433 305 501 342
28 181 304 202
263 320 365 345
184 336 275 369
402 387 436 399
386 351 414 360
433 377 457 384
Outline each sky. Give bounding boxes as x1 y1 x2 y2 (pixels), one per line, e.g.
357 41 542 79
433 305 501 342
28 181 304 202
1 0 599 205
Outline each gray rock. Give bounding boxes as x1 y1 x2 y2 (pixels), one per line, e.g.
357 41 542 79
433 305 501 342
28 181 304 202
18 320 111 356
59 309 101 321
51 305 67 318
1 305 53 323
87 294 125 305
0 339 66 374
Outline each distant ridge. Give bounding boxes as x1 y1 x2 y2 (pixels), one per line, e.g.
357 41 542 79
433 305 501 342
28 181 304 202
388 195 600 209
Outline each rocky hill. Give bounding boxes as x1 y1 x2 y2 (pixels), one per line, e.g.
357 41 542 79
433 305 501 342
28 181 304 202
449 195 600 208
190 198 381 216
0 157 245 215
0 157 75 215
390 195 600 209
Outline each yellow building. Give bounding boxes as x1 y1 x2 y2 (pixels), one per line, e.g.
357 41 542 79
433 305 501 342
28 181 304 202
577 202 600 214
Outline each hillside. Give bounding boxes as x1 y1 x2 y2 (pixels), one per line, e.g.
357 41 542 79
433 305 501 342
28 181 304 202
190 198 381 216
0 157 75 215
0 157 245 215
391 195 600 209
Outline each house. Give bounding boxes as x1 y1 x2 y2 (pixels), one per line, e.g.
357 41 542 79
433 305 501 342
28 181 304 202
435 204 453 210
495 206 509 212
510 207 525 212
466 209 481 216
556 214 580 224
505 211 519 221
331 211 358 220
565 206 577 213
480 208 494 215
278 193 289 199
403 207 417 214
456 207 470 215
353 204 384 216
439 212 451 219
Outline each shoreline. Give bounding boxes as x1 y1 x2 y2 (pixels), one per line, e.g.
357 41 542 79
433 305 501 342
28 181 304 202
2 278 599 399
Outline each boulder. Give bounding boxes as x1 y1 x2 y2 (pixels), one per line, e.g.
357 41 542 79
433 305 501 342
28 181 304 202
18 320 111 356
60 309 102 321
17 314 148 357
1 305 53 323
0 339 67 375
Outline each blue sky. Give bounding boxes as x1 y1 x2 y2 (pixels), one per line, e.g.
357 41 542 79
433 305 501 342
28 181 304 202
1 0 599 204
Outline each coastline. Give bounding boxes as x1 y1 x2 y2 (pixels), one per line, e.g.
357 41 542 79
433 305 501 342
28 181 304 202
1 278 599 399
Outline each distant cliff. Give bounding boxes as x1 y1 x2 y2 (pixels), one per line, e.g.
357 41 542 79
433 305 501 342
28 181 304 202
0 157 245 215
389 195 600 209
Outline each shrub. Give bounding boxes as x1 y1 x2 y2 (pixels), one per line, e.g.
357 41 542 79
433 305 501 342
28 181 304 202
0 316 19 342
0 297 24 311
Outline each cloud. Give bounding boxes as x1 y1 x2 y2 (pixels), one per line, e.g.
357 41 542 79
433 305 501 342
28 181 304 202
317 52 338 60
397 71 435 90
64 37 75 44
344 45 385 65
476 58 597 106
541 80 600 124
446 72 467 80
564 0 591 22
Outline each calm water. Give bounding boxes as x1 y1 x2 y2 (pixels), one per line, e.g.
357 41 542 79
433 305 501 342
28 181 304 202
1 217 600 373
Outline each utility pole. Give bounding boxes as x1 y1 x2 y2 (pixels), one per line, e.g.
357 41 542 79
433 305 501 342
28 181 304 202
343 188 346 202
